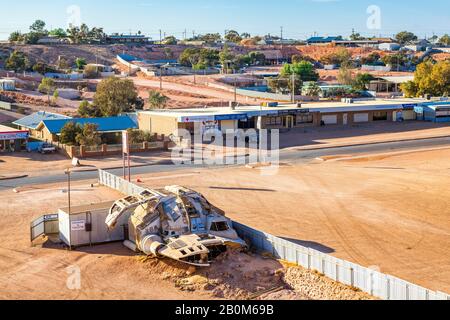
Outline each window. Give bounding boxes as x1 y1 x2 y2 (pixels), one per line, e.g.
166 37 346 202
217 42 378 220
296 114 313 124
162 199 182 222
265 117 282 126
210 221 229 232
373 112 388 121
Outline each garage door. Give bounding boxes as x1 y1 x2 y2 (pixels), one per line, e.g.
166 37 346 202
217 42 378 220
403 110 416 120
354 113 369 123
321 115 338 125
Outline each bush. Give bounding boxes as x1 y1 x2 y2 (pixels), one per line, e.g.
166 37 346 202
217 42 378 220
127 129 155 144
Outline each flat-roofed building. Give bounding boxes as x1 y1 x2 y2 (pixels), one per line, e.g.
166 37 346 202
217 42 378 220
0 125 29 152
137 98 430 137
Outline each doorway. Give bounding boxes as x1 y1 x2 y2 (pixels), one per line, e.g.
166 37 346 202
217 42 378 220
284 116 294 128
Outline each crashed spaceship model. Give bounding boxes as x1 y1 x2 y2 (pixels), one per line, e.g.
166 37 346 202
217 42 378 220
105 186 247 267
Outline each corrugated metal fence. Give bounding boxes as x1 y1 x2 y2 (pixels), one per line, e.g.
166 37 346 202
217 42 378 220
99 169 146 196
98 169 450 301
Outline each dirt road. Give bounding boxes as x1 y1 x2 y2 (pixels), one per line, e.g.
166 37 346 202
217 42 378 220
132 77 254 105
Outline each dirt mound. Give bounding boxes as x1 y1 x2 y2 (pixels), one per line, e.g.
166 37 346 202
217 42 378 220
295 45 385 61
281 267 376 300
139 249 375 300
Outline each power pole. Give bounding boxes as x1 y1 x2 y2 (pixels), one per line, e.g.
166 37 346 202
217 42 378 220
291 73 295 103
159 29 162 44
280 26 283 41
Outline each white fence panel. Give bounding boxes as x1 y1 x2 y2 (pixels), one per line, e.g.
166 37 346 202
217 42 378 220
388 276 409 300
408 284 429 300
371 271 389 300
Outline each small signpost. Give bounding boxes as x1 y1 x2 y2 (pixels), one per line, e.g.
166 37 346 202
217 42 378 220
122 130 131 182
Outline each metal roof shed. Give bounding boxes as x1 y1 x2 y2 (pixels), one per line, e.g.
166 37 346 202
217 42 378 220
13 111 72 130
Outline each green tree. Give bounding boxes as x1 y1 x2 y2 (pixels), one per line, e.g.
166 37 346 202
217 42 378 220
395 31 418 44
52 89 59 106
38 78 56 104
57 56 70 70
400 60 450 97
179 48 219 67
350 32 366 41
219 44 237 73
164 47 174 59
401 81 419 98
267 76 302 95
49 28 67 38
127 129 154 144
148 90 169 109
248 51 266 65
67 25 82 44
225 30 242 43
439 34 450 46
320 48 351 66
8 31 24 42
26 20 48 44
83 65 99 78
353 73 374 90
382 53 408 70
75 57 87 70
361 52 381 65
93 77 140 116
30 20 46 33
32 62 50 74
60 121 82 145
302 82 322 97
162 36 177 45
76 123 102 146
78 100 102 118
281 61 319 82
337 65 354 85
5 51 29 72
198 33 222 43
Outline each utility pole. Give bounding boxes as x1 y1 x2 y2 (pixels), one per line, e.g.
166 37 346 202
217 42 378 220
234 77 237 103
160 66 163 90
280 26 283 41
291 73 295 103
159 29 162 44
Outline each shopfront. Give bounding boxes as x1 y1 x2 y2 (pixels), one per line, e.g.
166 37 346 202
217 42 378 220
0 125 29 152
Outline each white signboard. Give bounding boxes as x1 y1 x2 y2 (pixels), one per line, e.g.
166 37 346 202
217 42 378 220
0 132 29 141
122 130 130 154
71 220 86 231
179 115 215 123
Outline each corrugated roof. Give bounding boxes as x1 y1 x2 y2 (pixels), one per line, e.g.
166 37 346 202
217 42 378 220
13 111 72 130
307 36 342 43
379 76 415 84
41 116 137 134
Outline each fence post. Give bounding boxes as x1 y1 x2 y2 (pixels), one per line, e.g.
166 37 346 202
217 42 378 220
387 278 391 300
335 263 339 282
350 267 355 287
406 284 410 300
370 271 374 296
307 252 311 270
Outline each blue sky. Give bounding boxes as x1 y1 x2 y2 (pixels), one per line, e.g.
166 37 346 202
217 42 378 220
1 0 450 40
